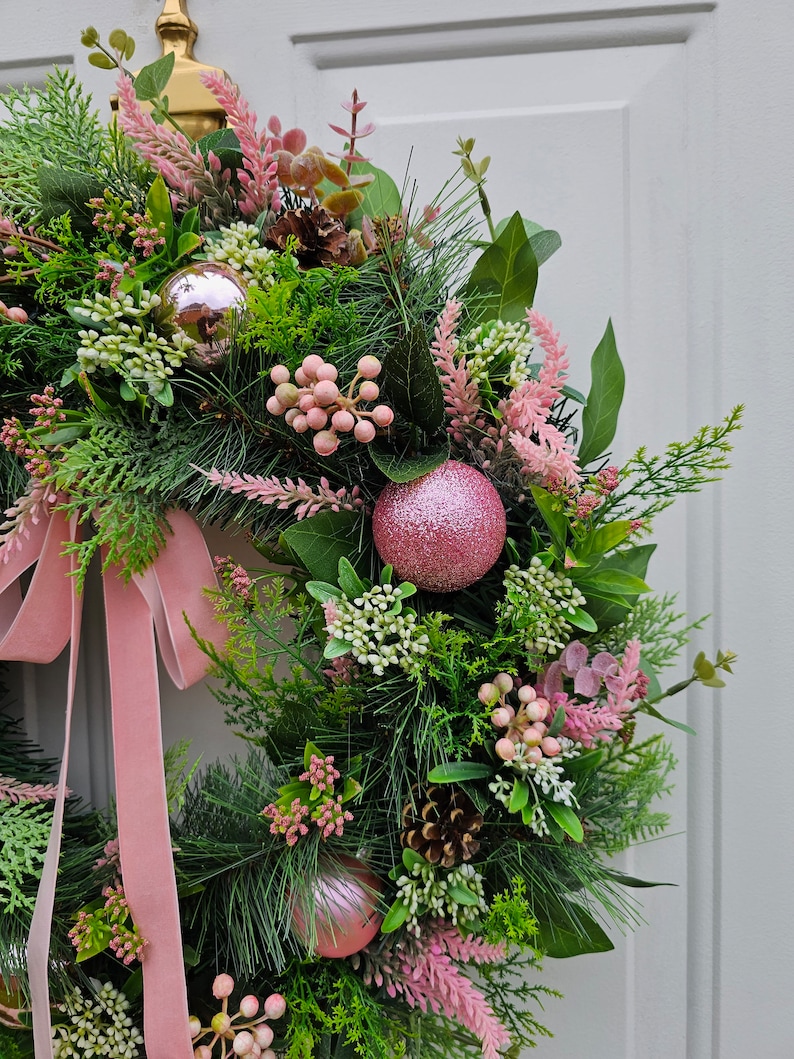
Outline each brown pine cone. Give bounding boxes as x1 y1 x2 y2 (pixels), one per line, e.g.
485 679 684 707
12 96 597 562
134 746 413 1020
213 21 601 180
400 785 483 868
264 206 365 268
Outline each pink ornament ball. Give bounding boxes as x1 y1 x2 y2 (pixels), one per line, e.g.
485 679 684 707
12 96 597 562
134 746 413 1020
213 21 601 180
372 461 507 593
290 855 383 958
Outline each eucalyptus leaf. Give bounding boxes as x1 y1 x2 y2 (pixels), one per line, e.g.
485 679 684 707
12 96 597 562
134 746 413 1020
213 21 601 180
464 212 538 325
578 319 625 467
369 438 449 483
382 325 444 432
492 216 562 266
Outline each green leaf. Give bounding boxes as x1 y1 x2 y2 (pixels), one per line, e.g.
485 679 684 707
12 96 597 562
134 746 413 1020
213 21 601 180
176 231 202 258
74 923 114 962
583 544 656 628
323 638 352 660
34 425 89 446
38 167 103 229
154 380 174 406
578 319 625 467
282 509 364 583
563 749 605 773
464 212 538 325
380 899 410 934
402 848 427 871
134 52 175 102
492 216 562 267
537 901 614 958
575 570 651 596
119 380 137 402
337 557 366 599
369 438 450 483
636 700 696 736
447 884 481 906
508 778 529 814
602 869 675 888
426 761 494 783
567 606 598 632
108 28 129 52
145 174 173 248
529 485 567 552
304 741 323 771
305 581 340 604
382 325 444 432
546 704 566 739
195 128 243 174
347 161 402 225
544 801 584 842
579 520 633 558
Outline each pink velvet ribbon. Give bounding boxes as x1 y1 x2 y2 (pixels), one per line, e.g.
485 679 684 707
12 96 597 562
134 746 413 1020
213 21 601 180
0 505 224 1059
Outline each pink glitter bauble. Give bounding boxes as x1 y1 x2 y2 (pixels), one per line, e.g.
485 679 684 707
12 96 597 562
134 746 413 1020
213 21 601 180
372 461 507 593
291 855 383 958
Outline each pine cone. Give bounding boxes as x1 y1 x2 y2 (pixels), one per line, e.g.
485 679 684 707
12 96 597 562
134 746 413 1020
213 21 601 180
264 206 365 268
401 785 483 868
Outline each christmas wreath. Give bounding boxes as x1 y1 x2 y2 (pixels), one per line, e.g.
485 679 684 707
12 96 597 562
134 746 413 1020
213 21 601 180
0 29 740 1059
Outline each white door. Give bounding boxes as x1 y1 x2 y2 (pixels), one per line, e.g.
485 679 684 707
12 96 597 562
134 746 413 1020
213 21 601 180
2 2 791 1055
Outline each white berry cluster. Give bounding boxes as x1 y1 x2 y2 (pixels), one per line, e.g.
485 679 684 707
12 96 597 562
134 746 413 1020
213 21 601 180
52 980 143 1059
205 221 278 287
74 289 195 398
325 583 430 676
460 319 535 389
395 861 486 935
502 558 587 654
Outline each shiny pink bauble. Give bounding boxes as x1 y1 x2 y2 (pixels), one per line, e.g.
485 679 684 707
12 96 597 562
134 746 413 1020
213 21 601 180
372 461 507 593
155 261 247 369
290 855 383 958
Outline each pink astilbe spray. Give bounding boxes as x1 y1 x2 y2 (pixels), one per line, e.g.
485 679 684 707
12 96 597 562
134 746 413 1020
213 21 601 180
353 921 511 1059
115 73 229 209
431 299 486 449
194 465 364 520
0 479 58 563
200 71 281 216
604 639 646 713
504 309 581 486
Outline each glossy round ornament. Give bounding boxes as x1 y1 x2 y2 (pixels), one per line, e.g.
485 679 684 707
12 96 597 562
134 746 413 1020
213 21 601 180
290 855 383 958
155 261 247 369
372 460 507 593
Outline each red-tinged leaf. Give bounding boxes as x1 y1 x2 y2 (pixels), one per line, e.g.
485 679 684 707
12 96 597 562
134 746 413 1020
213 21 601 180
328 123 351 137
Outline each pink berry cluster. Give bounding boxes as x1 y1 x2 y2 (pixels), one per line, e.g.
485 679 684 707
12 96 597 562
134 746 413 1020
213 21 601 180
189 974 286 1059
266 353 394 455
479 672 562 764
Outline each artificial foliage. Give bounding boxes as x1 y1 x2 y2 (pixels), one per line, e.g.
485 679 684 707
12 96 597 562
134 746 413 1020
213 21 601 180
0 28 740 1059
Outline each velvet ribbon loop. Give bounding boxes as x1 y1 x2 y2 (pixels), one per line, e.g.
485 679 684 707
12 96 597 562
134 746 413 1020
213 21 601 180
0 506 223 1059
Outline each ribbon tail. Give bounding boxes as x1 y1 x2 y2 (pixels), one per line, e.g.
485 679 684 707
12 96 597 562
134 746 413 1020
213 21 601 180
103 569 193 1059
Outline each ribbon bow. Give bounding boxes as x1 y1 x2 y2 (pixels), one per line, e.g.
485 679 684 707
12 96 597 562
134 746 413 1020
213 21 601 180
0 505 225 1059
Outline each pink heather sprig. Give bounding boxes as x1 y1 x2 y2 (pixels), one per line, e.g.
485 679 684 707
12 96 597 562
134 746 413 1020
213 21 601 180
0 479 58 562
200 70 281 216
299 754 341 793
604 639 645 714
263 798 311 846
195 465 364 521
431 299 486 447
0 774 61 803
116 73 230 208
109 921 148 966
312 794 354 839
213 554 253 603
93 837 121 874
503 309 581 486
353 921 510 1059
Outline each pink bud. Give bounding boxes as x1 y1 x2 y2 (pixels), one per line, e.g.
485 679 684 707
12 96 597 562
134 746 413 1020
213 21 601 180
301 354 324 379
266 396 285 416
495 737 516 761
189 1016 202 1038
211 1012 232 1035
194 1047 213 1059
522 727 542 747
357 355 381 378
517 685 537 704
292 414 309 433
526 747 543 764
525 702 544 723
263 993 287 1020
295 368 309 386
233 1031 256 1056
371 405 394 427
358 380 379 401
315 362 339 382
491 706 512 729
253 1024 274 1048
541 737 561 757
313 430 340 455
532 722 547 737
313 380 340 406
331 409 355 432
494 673 514 695
274 382 299 407
478 682 499 706
6 306 27 323
270 364 291 384
212 973 235 999
536 697 551 721
285 407 301 425
239 995 259 1018
305 406 328 430
354 419 376 443
298 393 316 411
